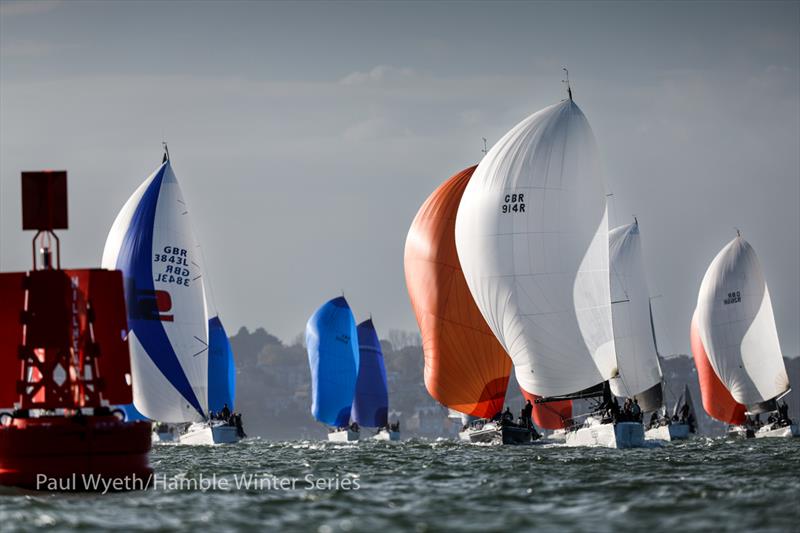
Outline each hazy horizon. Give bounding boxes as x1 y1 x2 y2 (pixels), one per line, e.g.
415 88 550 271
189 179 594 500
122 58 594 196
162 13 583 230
1 1 798 356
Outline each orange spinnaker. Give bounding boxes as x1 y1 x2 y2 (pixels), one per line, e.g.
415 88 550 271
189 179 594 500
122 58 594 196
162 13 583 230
690 313 746 425
520 389 572 430
404 166 511 419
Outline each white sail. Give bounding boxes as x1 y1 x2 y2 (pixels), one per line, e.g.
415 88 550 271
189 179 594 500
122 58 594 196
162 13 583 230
102 160 209 423
454 99 615 397
695 236 789 407
608 221 662 404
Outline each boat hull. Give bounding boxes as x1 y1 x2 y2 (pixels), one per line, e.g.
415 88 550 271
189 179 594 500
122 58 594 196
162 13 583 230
644 423 690 442
459 422 533 445
0 416 152 490
178 422 241 445
153 431 177 444
566 421 645 449
755 423 799 438
727 425 755 439
152 424 180 444
328 429 359 442
373 429 400 441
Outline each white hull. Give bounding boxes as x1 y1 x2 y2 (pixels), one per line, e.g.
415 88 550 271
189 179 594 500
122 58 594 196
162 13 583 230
152 431 177 443
645 423 690 442
459 421 534 445
566 420 645 449
459 425 498 444
328 429 359 442
178 421 241 445
755 423 799 438
373 429 400 441
727 425 754 439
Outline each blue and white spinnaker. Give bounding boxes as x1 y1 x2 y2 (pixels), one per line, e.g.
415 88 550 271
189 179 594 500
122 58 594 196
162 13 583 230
103 157 210 423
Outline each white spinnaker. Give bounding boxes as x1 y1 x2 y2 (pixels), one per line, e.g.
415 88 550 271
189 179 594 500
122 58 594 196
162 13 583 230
102 161 209 422
696 236 789 406
608 221 662 399
455 99 616 397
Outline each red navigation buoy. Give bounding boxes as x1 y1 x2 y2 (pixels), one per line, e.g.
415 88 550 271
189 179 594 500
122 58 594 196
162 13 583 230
0 171 152 491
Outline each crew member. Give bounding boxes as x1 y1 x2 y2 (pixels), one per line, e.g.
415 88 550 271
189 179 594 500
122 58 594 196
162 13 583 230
680 402 690 423
631 399 642 422
521 400 534 429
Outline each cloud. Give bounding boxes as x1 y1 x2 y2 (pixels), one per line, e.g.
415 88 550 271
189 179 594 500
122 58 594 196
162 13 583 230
0 0 62 17
340 65 416 86
0 61 797 352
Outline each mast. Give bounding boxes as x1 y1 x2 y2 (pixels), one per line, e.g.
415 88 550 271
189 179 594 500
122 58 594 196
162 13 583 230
562 67 573 101
648 297 660 357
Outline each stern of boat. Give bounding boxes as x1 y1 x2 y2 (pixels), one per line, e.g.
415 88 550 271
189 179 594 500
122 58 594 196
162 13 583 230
328 429 359 442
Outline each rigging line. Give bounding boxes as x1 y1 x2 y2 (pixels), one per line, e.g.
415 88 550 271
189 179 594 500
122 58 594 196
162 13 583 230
193 335 209 347
196 242 220 316
192 347 209 358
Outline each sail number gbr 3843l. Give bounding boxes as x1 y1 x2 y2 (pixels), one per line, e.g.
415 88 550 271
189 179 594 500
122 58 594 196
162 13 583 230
154 246 193 287
501 193 526 214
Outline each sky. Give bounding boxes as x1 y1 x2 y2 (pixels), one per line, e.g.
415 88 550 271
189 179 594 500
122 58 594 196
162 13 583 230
1 1 798 356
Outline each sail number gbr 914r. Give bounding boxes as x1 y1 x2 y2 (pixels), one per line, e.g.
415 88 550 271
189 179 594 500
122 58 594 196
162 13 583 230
501 193 526 214
154 246 193 287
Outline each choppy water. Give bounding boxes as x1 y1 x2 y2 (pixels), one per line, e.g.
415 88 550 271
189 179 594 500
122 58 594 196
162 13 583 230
0 437 797 532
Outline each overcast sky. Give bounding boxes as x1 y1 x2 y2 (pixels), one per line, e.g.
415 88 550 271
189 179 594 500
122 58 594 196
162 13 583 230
1 1 798 356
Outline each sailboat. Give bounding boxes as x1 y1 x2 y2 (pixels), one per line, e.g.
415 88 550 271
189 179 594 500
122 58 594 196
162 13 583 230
352 319 399 441
404 166 554 445
180 315 241 444
691 234 797 438
646 383 698 441
102 150 241 445
454 88 644 448
607 220 692 441
306 296 360 442
608 220 663 410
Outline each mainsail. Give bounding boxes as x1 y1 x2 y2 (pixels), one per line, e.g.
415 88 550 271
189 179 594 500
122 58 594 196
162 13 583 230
305 297 360 427
454 98 616 398
351 319 389 428
404 166 512 418
102 159 209 423
608 221 663 411
695 236 789 412
690 310 746 425
208 316 236 413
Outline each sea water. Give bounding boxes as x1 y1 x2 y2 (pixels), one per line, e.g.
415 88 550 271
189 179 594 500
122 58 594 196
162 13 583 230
0 437 797 532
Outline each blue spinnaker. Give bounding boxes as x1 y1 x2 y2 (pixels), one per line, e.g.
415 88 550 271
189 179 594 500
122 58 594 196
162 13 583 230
208 315 236 413
351 319 389 428
306 297 359 427
121 402 148 421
